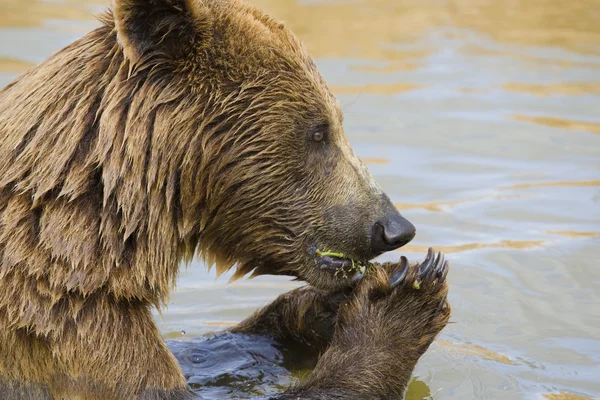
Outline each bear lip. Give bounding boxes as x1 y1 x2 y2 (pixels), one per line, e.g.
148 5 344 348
314 251 368 279
316 254 354 272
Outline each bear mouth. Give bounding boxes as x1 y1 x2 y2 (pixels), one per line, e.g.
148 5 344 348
314 249 370 279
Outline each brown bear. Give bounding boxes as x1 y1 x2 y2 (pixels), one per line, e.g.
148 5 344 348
0 0 450 398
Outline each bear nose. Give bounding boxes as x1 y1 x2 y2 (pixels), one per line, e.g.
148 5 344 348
371 213 416 255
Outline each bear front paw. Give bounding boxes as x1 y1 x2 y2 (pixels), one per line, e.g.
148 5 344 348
337 247 451 360
290 249 451 399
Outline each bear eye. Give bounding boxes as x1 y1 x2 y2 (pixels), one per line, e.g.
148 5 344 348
311 131 325 143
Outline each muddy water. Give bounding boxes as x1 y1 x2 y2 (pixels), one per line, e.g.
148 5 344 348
1 0 599 399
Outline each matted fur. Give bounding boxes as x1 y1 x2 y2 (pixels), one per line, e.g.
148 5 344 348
0 0 408 397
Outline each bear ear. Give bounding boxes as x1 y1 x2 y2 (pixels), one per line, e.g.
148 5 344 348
113 0 210 65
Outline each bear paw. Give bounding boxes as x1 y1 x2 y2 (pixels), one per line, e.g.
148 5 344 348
341 247 451 349
315 248 451 397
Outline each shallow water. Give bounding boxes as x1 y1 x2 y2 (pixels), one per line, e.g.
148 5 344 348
1 0 599 399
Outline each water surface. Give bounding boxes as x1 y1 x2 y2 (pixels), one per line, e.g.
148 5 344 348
1 1 599 399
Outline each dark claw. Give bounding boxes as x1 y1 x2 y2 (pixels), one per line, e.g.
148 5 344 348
420 247 435 271
437 260 450 280
424 251 445 280
431 251 446 279
391 256 409 287
434 251 445 270
419 248 438 280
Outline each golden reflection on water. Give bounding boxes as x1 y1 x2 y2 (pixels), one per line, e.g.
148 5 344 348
3 0 597 61
395 194 530 213
546 231 600 238
444 0 600 53
503 180 600 190
360 157 391 165
398 240 545 255
513 115 600 135
0 56 34 73
463 44 600 69
352 55 426 73
438 340 514 365
397 199 479 213
396 198 485 212
504 82 600 97
330 82 421 95
251 0 600 58
544 395 595 400
0 0 98 28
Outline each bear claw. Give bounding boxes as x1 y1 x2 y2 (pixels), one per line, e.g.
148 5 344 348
389 248 449 290
420 247 435 272
390 256 409 287
438 260 450 280
420 250 444 281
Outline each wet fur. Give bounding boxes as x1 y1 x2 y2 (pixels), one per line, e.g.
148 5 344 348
0 0 447 398
0 3 333 395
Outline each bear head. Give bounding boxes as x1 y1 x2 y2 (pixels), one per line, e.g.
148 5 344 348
113 0 416 290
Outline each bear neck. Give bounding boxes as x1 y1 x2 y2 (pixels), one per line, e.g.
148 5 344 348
0 24 216 306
